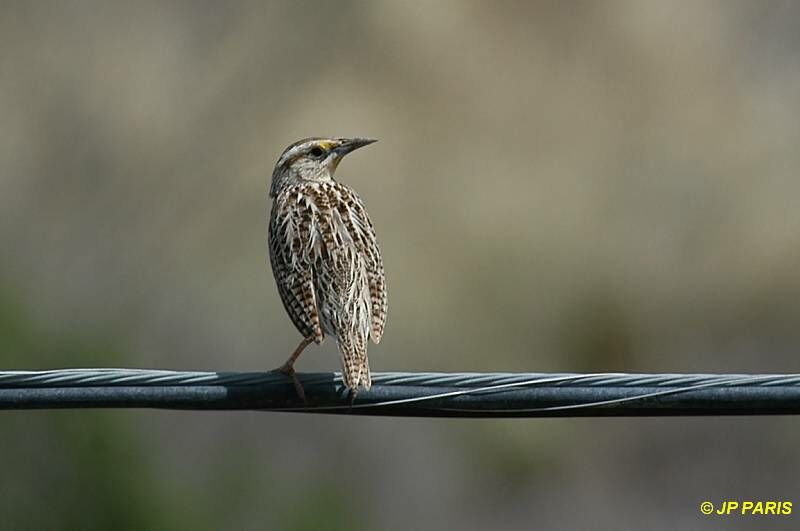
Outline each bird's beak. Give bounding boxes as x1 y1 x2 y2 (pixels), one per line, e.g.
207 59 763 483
334 138 378 157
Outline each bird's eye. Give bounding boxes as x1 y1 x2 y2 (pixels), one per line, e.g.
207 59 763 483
309 147 324 158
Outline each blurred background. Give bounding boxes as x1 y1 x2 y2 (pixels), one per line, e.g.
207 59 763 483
2 1 800 529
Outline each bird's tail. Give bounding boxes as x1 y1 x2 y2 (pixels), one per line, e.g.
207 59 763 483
337 335 372 391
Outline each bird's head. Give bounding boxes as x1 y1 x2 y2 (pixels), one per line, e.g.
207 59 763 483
270 137 377 197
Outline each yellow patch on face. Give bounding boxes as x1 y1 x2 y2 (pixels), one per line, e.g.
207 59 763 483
317 140 337 151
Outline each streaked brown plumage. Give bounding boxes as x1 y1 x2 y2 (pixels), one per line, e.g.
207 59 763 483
268 137 387 394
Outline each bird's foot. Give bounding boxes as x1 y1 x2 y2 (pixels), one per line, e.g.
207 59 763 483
347 387 358 409
276 363 307 404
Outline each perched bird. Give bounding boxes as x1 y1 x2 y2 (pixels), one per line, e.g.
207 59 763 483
268 137 387 397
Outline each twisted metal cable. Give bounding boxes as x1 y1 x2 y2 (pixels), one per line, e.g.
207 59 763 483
1 368 800 416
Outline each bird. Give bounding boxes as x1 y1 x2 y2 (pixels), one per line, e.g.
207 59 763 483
267 137 387 399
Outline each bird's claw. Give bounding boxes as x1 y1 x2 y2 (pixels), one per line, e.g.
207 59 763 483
276 364 307 404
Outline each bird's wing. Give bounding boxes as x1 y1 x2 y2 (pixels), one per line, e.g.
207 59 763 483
331 184 388 344
268 193 324 343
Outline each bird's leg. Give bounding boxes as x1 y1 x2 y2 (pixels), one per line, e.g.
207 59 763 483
347 388 358 410
277 336 314 402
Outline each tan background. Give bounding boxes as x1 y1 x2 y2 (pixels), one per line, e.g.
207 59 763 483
1 1 800 529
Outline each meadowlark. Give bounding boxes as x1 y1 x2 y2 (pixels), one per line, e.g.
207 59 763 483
268 137 387 398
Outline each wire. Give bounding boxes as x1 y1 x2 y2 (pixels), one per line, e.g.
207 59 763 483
1 368 800 417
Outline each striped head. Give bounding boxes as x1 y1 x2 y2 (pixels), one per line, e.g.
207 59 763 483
270 137 377 197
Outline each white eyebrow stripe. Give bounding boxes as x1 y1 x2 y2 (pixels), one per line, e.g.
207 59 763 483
278 141 316 166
